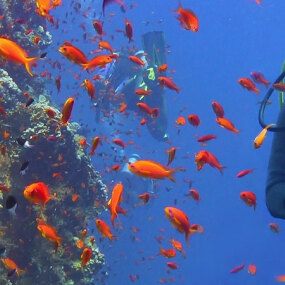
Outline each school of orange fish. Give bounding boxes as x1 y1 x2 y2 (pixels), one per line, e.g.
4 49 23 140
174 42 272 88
1 0 285 283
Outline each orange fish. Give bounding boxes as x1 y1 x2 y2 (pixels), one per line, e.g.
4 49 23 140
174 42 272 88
76 240 84 249
58 42 88 66
248 264 257 275
108 183 125 227
216 117 239 134
23 182 53 206
240 191 256 210
254 123 275 149
276 275 285 282
165 207 203 243
157 63 168 73
36 218 62 248
81 247 92 267
98 41 113 53
113 138 126 148
175 116 186 125
90 136 100 156
119 102 127 113
60 97 74 127
1 258 24 277
170 238 185 254
95 219 115 240
250 71 270 88
158 76 180 93
124 18 133 42
174 4 199 32
195 150 225 173
128 160 184 183
0 37 39 76
187 114 200 126
212 101 224 118
82 55 112 71
238 78 260 94
81 79 95 100
166 147 177 166
129 55 145 66
159 247 176 258
137 102 157 117
134 89 152 96
269 222 280 233
78 138 88 147
273 83 285 92
140 118 147 125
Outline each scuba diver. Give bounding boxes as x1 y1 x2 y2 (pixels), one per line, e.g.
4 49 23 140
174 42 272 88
259 64 285 219
95 31 168 142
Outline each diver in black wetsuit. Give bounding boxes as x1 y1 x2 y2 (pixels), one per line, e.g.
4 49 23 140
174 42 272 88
259 68 285 219
95 31 168 142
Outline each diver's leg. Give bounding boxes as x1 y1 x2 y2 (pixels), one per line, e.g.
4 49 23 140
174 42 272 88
266 103 285 219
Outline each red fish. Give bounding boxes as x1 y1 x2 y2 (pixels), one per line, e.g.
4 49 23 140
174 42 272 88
175 116 186 125
129 55 145 66
137 102 158 117
124 18 133 42
236 169 254 178
90 136 100 156
93 20 104 37
212 101 224 118
174 4 199 32
273 83 285 92
167 262 178 270
238 78 260 94
158 76 180 93
166 147 177 166
230 263 245 273
134 89 152 96
195 150 225 173
138 192 150 204
60 97 74 126
113 138 126 148
157 63 168 73
248 264 257 275
159 248 176 258
269 222 280 233
250 71 270 88
81 247 92 267
187 114 200 126
240 191 256 210
197 134 216 143
188 189 200 202
23 182 53 206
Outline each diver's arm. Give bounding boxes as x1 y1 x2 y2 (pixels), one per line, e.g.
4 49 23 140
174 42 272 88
266 103 285 219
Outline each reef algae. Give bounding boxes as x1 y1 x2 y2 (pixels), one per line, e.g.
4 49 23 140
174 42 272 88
0 59 107 285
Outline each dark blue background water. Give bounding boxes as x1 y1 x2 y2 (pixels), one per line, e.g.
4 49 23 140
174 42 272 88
41 0 285 283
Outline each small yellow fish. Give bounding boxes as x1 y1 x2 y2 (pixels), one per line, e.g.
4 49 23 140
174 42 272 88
254 123 275 149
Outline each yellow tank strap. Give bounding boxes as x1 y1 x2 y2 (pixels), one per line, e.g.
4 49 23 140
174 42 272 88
147 67 155 81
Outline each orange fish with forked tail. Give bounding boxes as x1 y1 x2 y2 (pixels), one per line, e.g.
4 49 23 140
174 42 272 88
95 219 115 240
1 258 25 277
0 37 39 76
165 207 203 243
23 182 53 206
128 160 185 183
36 218 62 248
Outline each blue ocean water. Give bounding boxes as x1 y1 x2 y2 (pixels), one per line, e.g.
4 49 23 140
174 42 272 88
41 0 285 284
